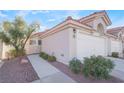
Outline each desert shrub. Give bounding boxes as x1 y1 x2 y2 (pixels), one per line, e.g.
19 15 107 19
42 53 49 60
47 56 56 62
40 52 47 59
83 55 114 80
112 52 119 58
39 52 48 60
8 49 26 59
40 52 45 57
69 58 82 74
18 49 26 56
9 49 17 58
39 52 56 61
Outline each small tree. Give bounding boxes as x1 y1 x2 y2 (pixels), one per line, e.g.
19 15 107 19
0 16 40 57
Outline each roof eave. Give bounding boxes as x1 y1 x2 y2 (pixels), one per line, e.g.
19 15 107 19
39 19 95 38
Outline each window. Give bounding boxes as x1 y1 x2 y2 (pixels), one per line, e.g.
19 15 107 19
38 40 42 45
29 40 36 45
97 23 104 35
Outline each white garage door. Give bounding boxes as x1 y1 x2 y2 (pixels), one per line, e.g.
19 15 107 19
77 33 106 60
111 40 122 53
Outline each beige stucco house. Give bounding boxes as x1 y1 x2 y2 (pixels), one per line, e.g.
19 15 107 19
0 11 123 65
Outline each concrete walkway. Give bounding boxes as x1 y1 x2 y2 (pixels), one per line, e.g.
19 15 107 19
0 60 4 68
27 54 76 83
106 57 124 81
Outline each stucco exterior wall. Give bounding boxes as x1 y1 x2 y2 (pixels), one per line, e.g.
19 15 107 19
2 43 13 59
110 39 122 56
84 17 107 32
42 28 70 65
68 28 77 61
93 17 107 31
1 36 41 59
41 25 123 65
76 30 107 61
25 37 41 54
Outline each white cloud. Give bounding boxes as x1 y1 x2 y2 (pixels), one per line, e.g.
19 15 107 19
40 25 48 31
16 10 31 17
48 19 56 22
45 10 81 24
32 10 49 14
0 11 7 18
64 10 81 19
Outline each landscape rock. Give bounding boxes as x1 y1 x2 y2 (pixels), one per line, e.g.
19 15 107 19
20 59 29 64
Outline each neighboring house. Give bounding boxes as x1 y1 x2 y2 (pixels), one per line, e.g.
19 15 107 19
0 32 43 59
107 26 124 56
0 11 123 65
25 32 43 54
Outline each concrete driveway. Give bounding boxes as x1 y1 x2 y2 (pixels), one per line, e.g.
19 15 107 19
106 57 124 81
28 54 76 83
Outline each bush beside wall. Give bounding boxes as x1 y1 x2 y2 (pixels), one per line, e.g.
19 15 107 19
112 52 119 58
83 55 114 80
40 52 56 62
48 56 56 62
69 55 114 80
40 52 45 57
69 58 82 74
7 49 26 59
42 54 49 60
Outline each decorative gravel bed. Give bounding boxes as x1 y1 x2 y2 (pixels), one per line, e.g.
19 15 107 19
0 56 39 83
50 61 124 83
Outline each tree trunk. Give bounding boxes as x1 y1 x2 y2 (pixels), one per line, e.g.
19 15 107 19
15 46 19 57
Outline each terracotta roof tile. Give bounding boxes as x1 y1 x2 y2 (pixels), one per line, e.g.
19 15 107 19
32 11 112 38
31 31 45 37
78 10 111 26
107 26 124 36
78 10 106 21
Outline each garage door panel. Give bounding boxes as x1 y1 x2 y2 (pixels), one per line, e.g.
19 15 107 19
77 33 106 60
111 40 122 53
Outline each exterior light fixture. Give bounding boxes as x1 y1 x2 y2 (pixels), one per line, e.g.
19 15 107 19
73 28 76 33
73 28 76 38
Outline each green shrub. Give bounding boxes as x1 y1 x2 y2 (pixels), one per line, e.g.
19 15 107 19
9 49 17 58
42 53 49 60
83 55 114 80
8 49 26 59
39 52 56 62
18 49 26 56
40 52 45 57
112 52 119 58
39 52 48 60
48 56 56 62
69 58 82 74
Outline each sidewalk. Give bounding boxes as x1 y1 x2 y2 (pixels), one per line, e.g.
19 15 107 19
106 57 124 81
27 54 76 83
0 61 4 68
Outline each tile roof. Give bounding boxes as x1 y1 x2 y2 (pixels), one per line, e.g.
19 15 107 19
78 10 106 21
31 31 45 37
32 11 112 38
78 10 112 26
107 26 124 36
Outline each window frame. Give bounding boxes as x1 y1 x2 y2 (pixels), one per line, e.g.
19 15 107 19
29 39 37 45
38 40 42 45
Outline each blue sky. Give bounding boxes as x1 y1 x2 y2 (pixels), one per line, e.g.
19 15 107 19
0 10 124 31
